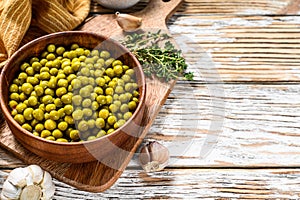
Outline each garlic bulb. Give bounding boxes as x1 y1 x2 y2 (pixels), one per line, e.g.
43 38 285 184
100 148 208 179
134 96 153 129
139 141 169 172
115 12 142 32
1 165 55 200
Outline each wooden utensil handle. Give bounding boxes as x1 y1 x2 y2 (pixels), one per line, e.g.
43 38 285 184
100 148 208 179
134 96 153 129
135 0 183 29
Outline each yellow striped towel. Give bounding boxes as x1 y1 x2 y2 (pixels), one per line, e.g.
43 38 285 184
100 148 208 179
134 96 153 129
0 0 91 68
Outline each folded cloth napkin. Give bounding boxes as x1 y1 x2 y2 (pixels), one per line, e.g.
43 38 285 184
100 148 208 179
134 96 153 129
0 0 91 68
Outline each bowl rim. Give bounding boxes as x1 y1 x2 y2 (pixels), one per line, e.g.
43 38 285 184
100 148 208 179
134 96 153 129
0 31 146 147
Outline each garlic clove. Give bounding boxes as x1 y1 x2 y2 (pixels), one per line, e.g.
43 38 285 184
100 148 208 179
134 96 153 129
6 167 29 188
115 12 142 32
1 180 22 200
0 193 11 200
27 165 44 185
40 171 55 200
19 185 42 200
139 141 169 172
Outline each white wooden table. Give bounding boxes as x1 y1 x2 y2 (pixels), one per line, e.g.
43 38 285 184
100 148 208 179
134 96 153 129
1 0 300 198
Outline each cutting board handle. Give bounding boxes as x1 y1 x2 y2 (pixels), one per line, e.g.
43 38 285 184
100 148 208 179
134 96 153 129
135 0 183 29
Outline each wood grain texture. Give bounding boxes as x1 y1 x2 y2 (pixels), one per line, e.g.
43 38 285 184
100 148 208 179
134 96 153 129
1 84 300 168
1 168 300 199
90 0 300 15
168 15 300 82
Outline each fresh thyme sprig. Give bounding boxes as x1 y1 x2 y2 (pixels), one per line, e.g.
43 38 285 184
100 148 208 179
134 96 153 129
121 30 194 82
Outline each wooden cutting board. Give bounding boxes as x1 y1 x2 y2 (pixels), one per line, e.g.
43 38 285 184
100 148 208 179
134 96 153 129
0 0 182 192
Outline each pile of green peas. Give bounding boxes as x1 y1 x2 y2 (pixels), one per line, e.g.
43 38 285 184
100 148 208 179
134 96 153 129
8 43 140 142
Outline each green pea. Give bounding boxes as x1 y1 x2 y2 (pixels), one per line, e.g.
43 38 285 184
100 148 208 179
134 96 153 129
63 66 73 75
112 60 123 67
39 72 51 80
26 77 39 85
41 130 51 138
9 84 19 93
45 136 56 141
23 108 33 121
47 44 56 53
32 62 42 72
20 63 30 71
72 95 82 106
114 119 126 129
113 65 123 76
49 68 58 76
115 85 124 94
56 73 66 80
25 67 34 76
14 114 25 125
67 74 77 83
45 104 56 112
70 130 80 140
87 136 96 141
11 109 18 116
56 87 67 97
107 116 117 125
57 79 68 88
9 100 18 109
96 130 106 138
21 83 33 95
87 119 95 129
64 105 73 115
49 110 60 121
128 101 137 110
72 109 83 121
44 88 55 96
82 99 92 108
125 69 135 77
107 128 115 134
35 123 44 133
16 103 27 113
22 123 32 132
48 77 57 88
57 121 68 131
91 101 99 111
83 108 93 117
105 68 115 78
56 138 68 142
44 119 56 130
33 109 44 121
109 104 119 113
105 87 114 96
106 95 113 104
61 94 72 104
71 43 79 50
34 85 44 96
28 96 38 107
108 81 117 89
78 120 88 132
123 112 132 121
39 104 45 111
120 104 129 113
80 67 90 76
54 98 63 108
64 115 74 125
56 46 65 55
95 118 105 129
122 74 131 82
46 53 56 60
98 109 109 119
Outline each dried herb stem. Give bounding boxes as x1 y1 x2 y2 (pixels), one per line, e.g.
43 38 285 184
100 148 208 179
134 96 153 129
121 30 194 81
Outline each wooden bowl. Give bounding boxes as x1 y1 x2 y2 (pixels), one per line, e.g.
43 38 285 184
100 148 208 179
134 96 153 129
0 31 146 163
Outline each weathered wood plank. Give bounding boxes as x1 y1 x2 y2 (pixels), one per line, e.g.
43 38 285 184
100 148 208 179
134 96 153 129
1 168 299 199
90 0 299 15
169 15 300 82
1 84 300 168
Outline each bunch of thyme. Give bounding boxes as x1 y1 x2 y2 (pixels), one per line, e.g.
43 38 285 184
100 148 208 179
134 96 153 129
121 30 194 82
